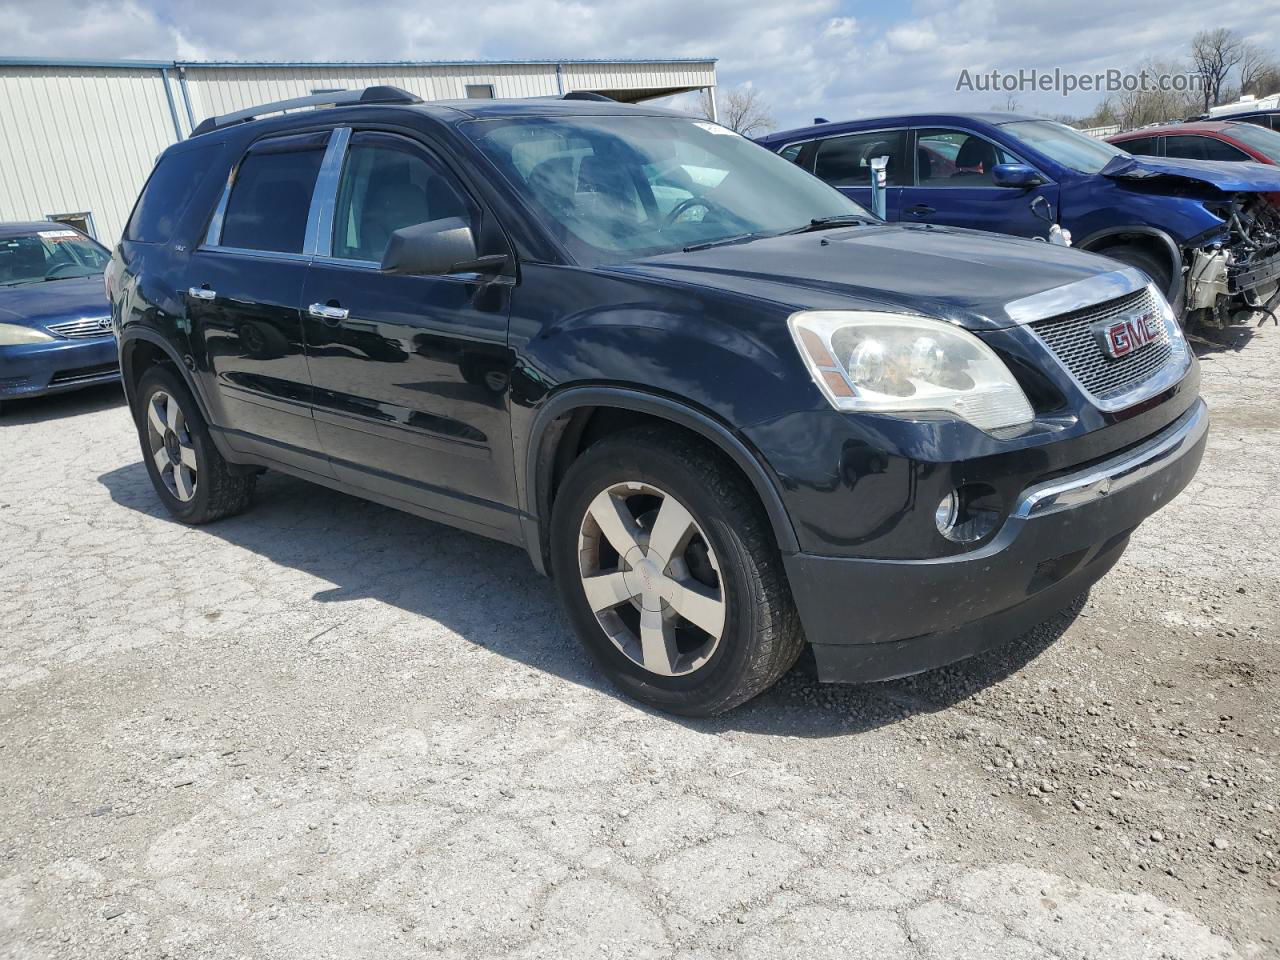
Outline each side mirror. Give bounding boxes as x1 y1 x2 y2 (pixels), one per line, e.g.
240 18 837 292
380 218 506 276
991 163 1046 189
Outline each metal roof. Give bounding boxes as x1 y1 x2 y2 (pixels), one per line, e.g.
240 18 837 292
0 56 717 71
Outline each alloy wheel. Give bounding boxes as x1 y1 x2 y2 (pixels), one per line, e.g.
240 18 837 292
146 390 198 503
577 480 727 677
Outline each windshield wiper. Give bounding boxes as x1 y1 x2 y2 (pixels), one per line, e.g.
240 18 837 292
783 215 875 235
682 232 766 253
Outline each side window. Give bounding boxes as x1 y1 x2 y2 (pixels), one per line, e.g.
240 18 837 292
1164 135 1250 162
1119 137 1159 157
331 133 479 263
126 141 222 244
915 128 1017 187
813 130 908 187
778 142 805 164
219 132 328 254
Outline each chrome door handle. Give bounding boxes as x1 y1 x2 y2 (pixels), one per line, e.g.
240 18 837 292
188 286 216 300
308 303 349 324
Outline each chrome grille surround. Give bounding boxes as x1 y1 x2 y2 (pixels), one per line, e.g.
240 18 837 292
1025 284 1191 412
46 316 113 339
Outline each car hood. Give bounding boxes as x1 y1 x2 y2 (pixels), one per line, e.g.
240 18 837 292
0 275 110 328
1101 153 1280 192
607 223 1131 331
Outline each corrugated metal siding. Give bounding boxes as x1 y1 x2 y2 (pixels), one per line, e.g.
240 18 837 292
0 60 716 244
0 66 178 243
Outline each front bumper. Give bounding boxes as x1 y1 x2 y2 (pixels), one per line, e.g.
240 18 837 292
0 336 120 401
786 399 1209 684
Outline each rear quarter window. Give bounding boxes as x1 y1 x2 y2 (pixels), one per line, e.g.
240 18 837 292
126 141 223 244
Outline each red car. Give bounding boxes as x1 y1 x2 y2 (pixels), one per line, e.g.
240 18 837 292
1108 120 1280 166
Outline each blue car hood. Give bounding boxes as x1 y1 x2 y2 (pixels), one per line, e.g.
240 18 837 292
0 275 110 329
1102 154 1280 192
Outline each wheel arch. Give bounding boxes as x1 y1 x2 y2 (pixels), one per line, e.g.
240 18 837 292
119 329 209 420
1076 226 1184 301
521 387 800 575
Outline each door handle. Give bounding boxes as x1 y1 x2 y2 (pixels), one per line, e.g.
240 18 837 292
188 286 216 300
308 303 349 325
905 204 936 217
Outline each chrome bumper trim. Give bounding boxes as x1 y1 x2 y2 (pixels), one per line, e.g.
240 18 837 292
1014 399 1208 520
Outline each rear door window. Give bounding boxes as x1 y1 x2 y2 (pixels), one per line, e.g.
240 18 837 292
126 141 222 244
218 132 329 254
813 130 908 187
1164 135 1251 162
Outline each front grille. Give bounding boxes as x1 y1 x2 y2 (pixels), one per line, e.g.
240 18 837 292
49 362 119 385
1029 287 1176 404
46 316 113 339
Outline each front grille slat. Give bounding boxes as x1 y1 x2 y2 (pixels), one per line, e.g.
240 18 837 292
1029 287 1176 404
46 316 113 339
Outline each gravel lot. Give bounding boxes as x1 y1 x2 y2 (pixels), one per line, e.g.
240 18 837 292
1 323 1277 960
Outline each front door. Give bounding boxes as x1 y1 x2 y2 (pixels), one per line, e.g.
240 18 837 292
300 130 517 537
185 130 332 475
897 128 1059 240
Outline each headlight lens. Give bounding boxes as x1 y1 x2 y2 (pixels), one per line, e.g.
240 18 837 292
0 323 56 346
788 310 1035 432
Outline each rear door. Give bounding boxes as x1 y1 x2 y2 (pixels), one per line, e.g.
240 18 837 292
185 130 332 474
808 128 907 219
300 129 518 536
897 127 1058 239
1163 135 1253 162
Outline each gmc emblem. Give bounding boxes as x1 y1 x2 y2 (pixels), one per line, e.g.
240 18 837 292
1096 311 1162 359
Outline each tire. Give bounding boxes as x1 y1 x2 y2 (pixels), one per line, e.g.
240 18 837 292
133 365 256 524
550 426 804 716
1102 244 1187 319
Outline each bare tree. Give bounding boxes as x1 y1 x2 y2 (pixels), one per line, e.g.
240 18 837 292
992 92 1022 113
1109 57 1200 128
1191 28 1245 110
699 86 775 137
1238 42 1279 97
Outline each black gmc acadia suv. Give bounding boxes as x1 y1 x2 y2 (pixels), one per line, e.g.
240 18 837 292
106 87 1208 715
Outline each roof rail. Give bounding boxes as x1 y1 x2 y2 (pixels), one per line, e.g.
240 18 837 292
562 91 613 102
189 85 422 137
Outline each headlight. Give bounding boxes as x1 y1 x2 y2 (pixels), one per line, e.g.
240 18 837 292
788 310 1034 432
0 323 55 346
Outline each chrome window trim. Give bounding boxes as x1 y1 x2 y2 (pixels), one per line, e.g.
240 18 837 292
306 126 351 257
198 245 314 264
1003 267 1148 325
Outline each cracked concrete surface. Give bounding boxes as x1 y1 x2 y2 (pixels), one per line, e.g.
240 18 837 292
1 325 1276 959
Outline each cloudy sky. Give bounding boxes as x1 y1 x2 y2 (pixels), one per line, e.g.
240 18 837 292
4 0 1279 130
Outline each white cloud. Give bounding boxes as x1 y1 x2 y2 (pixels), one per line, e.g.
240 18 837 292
823 16 857 40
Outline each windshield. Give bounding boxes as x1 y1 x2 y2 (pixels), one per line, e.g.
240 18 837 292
1001 120 1129 174
463 115 870 263
0 229 109 286
1225 123 1280 164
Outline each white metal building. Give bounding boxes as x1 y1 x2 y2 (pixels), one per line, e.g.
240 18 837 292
0 57 718 244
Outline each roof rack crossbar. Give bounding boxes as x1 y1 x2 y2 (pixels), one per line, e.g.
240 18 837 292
189 85 422 137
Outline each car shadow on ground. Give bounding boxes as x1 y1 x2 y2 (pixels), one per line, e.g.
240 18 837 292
98 460 1079 737
1190 320 1263 356
0 383 125 425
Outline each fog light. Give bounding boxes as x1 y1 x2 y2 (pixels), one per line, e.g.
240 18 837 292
935 485 1002 544
935 491 959 535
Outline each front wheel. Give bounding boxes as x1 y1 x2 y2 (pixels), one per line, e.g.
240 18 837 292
550 427 804 716
1102 244 1186 319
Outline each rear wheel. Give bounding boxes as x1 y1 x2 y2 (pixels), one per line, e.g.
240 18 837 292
551 427 804 715
134 366 256 524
